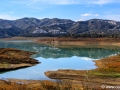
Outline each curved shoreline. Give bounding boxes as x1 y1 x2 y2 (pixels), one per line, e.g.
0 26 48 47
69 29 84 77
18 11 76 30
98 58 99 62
0 37 120 89
0 48 40 72
45 54 120 85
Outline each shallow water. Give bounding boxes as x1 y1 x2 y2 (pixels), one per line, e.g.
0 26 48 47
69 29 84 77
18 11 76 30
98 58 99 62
0 40 120 80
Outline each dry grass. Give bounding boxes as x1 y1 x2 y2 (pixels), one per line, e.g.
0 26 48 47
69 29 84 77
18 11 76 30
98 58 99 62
95 55 120 73
0 37 120 89
0 48 39 70
34 37 120 47
45 54 120 86
0 79 107 90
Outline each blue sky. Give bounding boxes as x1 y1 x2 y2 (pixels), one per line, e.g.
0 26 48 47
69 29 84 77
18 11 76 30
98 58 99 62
0 0 120 21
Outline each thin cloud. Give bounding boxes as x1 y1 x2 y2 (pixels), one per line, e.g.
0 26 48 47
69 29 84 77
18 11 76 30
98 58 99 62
79 13 99 21
27 0 119 5
9 0 120 5
85 0 114 5
0 14 20 20
104 14 120 21
94 14 99 16
48 0 81 4
27 0 81 5
27 0 39 5
81 13 99 17
81 13 91 17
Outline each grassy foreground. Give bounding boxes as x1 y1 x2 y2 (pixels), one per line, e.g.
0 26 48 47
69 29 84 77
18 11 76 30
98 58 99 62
0 79 105 90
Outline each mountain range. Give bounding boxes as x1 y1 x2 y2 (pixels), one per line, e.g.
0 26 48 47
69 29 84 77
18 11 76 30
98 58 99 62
0 17 120 38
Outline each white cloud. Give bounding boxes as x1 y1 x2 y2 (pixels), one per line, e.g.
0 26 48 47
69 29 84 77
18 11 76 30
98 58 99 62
81 13 99 17
0 14 20 20
48 0 81 4
79 13 99 21
26 0 120 5
85 0 114 5
104 14 120 21
81 13 91 17
9 0 120 6
27 0 82 5
94 14 99 16
78 18 84 21
81 57 94 61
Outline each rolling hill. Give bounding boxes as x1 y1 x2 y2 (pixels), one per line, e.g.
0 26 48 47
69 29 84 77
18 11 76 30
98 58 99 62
0 18 120 38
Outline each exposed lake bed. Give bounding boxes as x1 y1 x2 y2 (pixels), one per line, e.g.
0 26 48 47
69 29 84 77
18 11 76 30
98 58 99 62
0 48 39 72
0 37 120 89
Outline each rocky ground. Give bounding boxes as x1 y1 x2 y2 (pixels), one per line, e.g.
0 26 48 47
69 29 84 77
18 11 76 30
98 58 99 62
0 48 39 71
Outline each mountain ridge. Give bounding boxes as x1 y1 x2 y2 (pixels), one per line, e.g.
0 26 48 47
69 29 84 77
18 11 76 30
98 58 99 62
0 17 120 38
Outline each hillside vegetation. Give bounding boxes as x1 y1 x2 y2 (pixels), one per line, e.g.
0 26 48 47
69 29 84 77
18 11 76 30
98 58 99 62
0 18 120 38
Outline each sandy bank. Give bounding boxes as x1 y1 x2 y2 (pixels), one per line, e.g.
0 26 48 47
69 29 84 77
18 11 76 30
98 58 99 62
45 54 120 85
0 48 39 71
34 37 120 47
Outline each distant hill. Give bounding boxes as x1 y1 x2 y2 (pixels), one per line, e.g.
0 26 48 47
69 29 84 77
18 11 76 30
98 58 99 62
0 18 120 38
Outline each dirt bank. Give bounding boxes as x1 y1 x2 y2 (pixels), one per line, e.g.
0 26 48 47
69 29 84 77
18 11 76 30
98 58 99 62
1 37 120 89
0 48 39 71
34 37 120 47
45 54 120 85
1 37 120 46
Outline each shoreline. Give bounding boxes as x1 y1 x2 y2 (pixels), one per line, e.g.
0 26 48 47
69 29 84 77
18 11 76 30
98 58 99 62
0 48 39 72
0 37 120 89
45 54 120 85
2 36 120 47
34 37 120 47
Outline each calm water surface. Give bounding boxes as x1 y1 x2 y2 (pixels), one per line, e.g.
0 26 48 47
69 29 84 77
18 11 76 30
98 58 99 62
0 40 120 80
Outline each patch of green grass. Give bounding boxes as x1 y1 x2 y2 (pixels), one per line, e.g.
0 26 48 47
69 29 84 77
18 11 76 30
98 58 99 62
91 70 120 78
0 63 10 68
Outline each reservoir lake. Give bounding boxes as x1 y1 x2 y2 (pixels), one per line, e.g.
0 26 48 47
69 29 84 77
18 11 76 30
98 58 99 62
0 40 120 80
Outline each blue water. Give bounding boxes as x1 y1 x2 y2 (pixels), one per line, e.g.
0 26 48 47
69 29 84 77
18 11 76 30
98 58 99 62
0 40 120 80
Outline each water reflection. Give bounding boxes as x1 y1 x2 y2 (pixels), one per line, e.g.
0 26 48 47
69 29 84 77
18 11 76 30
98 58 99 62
0 40 120 80
0 41 120 59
